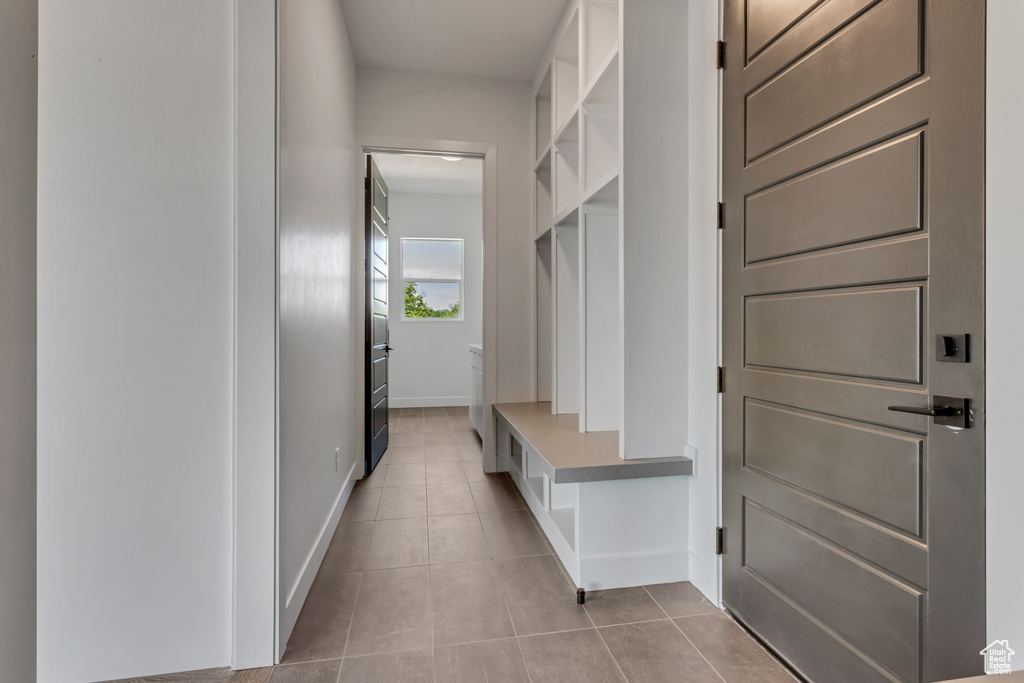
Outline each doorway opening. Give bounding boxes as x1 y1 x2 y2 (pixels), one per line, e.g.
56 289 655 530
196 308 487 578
363 149 486 477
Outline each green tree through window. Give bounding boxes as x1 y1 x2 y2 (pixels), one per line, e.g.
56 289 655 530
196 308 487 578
405 282 460 318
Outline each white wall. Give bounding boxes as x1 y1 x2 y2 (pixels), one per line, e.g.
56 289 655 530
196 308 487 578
0 1 37 681
37 2 235 680
986 1 1024 666
387 191 484 407
277 0 360 652
356 68 536 412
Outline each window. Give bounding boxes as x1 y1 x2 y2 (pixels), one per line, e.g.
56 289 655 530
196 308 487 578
401 238 464 320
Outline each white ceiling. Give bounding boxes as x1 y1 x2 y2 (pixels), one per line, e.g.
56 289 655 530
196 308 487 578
372 152 483 195
339 0 570 81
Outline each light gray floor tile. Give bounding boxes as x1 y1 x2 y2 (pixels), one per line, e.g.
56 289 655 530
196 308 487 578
388 446 426 464
644 581 718 619
281 571 361 663
518 629 626 683
600 620 722 683
584 586 667 627
375 486 427 520
384 463 426 487
428 514 490 565
458 442 483 461
424 432 456 446
364 518 429 570
427 482 477 516
401 408 424 418
269 659 341 683
479 510 550 559
433 638 530 683
345 566 432 657
391 433 426 447
422 407 448 417
337 649 433 683
674 614 796 683
340 485 381 522
360 463 387 489
395 417 426 434
424 445 462 462
444 406 470 418
453 430 483 446
462 460 489 482
423 417 453 433
426 461 468 485
469 478 525 512
448 418 475 432
430 560 516 645
320 521 373 574
493 555 592 636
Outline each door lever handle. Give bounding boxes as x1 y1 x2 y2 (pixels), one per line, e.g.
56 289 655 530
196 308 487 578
887 395 971 428
888 405 962 417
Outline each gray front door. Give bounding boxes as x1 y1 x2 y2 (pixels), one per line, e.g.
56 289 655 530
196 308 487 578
722 1 986 681
365 155 390 474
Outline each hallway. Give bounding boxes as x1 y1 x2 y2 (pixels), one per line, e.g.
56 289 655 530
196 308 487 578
112 408 795 682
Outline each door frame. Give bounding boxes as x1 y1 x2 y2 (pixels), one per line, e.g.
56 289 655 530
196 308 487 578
357 136 500 474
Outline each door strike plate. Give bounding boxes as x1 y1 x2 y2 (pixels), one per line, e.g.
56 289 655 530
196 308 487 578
935 334 969 363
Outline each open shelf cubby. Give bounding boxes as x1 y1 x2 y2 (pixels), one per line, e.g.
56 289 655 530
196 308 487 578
535 150 552 238
553 225 580 416
581 206 620 432
583 0 618 89
536 238 553 403
554 9 580 130
554 112 580 217
582 52 619 195
535 69 552 161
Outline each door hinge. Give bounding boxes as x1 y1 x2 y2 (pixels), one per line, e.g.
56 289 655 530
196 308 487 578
716 527 725 555
364 177 369 191
716 41 726 69
717 202 725 230
717 367 724 393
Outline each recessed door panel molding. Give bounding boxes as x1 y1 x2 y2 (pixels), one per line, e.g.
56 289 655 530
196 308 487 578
745 0 922 162
745 132 923 264
744 284 923 383
745 0 826 61
723 0 985 678
744 501 922 682
744 398 923 534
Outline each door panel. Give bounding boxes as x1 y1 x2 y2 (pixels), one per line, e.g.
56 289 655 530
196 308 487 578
745 0 922 161
745 132 922 263
744 399 923 534
746 0 825 60
744 501 922 683
745 285 923 382
723 1 986 681
365 155 390 474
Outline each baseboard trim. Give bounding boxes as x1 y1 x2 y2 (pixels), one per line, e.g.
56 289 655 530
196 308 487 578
390 396 469 408
278 459 359 655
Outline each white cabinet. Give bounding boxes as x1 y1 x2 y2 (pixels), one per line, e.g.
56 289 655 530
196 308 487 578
469 344 483 437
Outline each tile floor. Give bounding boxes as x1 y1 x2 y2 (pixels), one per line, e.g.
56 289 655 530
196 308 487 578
110 407 796 683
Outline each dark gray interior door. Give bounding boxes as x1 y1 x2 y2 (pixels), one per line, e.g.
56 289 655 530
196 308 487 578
365 155 390 474
722 1 986 681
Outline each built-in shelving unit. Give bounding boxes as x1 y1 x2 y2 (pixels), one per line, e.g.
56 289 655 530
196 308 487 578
531 0 687 457
553 9 580 132
495 402 691 589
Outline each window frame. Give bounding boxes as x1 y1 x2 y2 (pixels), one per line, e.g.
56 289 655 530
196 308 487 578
400 237 465 321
